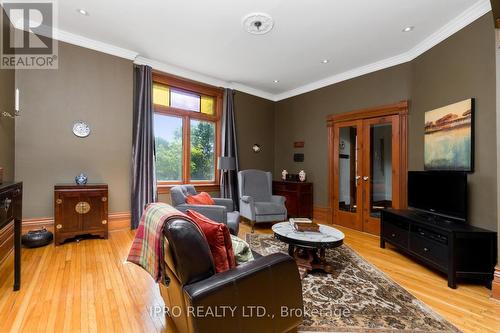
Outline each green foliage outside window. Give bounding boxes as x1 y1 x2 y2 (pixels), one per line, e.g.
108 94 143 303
190 120 215 181
155 120 215 182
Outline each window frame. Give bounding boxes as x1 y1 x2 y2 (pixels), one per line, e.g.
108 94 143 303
152 72 223 194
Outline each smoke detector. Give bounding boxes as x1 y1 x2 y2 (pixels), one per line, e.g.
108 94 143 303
242 13 274 35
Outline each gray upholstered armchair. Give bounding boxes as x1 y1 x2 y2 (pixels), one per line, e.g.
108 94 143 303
238 170 287 232
170 185 240 236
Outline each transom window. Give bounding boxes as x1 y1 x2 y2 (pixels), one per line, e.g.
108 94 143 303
152 74 222 192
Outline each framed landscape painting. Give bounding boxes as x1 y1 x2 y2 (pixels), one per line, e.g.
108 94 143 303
424 98 474 172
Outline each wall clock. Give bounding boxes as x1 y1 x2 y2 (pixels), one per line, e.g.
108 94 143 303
72 121 91 138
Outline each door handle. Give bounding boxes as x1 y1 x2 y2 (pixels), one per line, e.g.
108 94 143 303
2 198 11 212
363 176 369 181
355 175 361 187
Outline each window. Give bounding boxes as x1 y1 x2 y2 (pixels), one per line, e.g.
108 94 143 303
152 74 222 192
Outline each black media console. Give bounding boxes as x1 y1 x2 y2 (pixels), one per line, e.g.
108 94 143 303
380 209 497 289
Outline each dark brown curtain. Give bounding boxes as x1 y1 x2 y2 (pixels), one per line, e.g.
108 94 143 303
220 89 239 209
131 65 157 229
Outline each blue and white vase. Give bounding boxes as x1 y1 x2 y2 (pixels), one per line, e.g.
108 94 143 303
75 173 88 185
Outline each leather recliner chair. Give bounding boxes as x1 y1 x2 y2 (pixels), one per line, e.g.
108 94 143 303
159 217 303 333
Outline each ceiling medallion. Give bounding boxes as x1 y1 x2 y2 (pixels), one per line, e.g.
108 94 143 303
242 13 274 35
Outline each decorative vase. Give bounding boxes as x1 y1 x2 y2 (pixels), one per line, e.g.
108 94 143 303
299 170 306 182
75 173 88 185
281 170 288 180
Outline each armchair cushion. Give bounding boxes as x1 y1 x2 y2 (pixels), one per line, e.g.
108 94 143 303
212 197 234 211
271 195 286 205
239 170 272 202
186 210 236 273
186 192 215 205
254 202 287 216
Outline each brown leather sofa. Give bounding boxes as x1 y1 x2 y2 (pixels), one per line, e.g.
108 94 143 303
159 217 303 333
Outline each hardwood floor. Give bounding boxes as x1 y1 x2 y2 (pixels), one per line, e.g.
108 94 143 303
0 221 498 333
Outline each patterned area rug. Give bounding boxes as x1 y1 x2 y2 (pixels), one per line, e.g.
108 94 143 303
247 234 461 333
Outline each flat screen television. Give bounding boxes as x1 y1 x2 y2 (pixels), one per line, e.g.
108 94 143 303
408 171 467 221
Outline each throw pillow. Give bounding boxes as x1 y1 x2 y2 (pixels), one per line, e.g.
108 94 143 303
186 210 236 273
186 192 215 205
230 235 254 265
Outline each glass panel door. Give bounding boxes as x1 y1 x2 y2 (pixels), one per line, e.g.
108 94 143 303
362 115 401 235
338 126 358 213
369 123 392 217
333 120 363 231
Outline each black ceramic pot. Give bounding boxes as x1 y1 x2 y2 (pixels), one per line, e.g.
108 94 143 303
22 228 53 248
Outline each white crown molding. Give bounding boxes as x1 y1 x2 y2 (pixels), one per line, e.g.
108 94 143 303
405 0 492 60
273 52 414 101
274 0 491 101
134 56 276 101
14 0 490 102
54 29 138 60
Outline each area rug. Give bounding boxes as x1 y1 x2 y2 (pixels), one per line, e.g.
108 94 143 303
247 234 461 333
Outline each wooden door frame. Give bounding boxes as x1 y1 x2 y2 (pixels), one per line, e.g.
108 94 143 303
327 101 409 229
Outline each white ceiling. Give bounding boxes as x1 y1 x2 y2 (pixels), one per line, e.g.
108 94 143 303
54 0 491 101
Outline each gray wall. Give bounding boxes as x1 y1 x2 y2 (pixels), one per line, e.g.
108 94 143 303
411 14 497 231
275 13 497 231
15 42 133 218
275 63 413 207
0 67 15 182
234 91 275 172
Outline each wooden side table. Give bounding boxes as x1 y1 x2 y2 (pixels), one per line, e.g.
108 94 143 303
54 184 108 245
272 181 313 218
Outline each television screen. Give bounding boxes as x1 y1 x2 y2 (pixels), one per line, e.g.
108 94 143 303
408 171 467 221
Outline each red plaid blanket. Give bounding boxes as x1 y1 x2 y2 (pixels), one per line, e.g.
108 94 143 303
127 203 191 282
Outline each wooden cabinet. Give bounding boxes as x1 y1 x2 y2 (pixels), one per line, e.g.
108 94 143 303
54 184 108 245
272 181 313 218
0 182 22 290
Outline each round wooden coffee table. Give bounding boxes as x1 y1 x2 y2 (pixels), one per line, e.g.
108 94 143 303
272 222 345 279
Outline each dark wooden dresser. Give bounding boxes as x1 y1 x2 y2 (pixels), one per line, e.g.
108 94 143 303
272 181 313 218
54 184 108 245
381 209 497 289
0 182 22 290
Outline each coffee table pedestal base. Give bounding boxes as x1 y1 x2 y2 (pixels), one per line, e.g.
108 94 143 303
288 245 334 279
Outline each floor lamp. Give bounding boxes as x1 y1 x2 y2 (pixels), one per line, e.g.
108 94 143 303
218 156 236 199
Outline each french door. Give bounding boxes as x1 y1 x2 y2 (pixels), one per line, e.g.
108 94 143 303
329 102 408 235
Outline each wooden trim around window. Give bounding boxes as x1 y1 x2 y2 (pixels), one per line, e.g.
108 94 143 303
152 72 223 189
152 72 224 100
157 184 220 195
